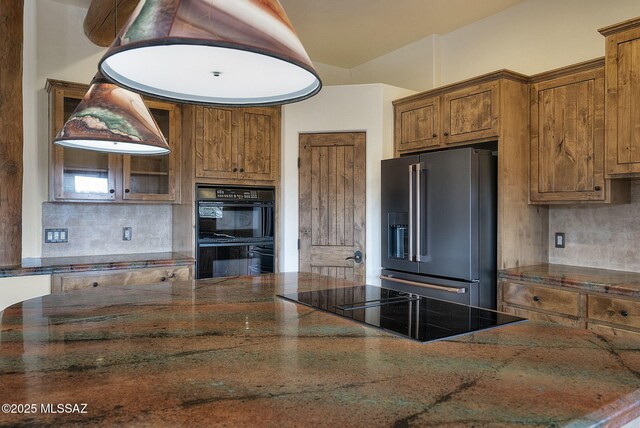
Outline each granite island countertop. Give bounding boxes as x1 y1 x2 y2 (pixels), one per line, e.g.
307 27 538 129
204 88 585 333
0 252 194 278
1 272 639 427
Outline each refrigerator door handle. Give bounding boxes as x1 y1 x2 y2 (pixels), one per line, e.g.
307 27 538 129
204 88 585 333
380 275 467 294
408 163 415 261
416 164 423 261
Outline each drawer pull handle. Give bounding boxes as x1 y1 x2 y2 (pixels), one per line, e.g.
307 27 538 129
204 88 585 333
92 282 99 287
169 273 177 279
620 310 629 317
532 295 541 302
379 275 466 294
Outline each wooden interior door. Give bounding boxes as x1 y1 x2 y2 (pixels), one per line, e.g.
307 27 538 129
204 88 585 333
299 132 366 283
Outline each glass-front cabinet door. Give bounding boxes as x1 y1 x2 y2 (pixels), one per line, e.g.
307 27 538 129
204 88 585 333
46 79 181 203
122 100 180 202
49 83 118 201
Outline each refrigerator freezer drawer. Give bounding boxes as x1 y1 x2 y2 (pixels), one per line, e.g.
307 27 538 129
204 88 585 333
380 270 479 307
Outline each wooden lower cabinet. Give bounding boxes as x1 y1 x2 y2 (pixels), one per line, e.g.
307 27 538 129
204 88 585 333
587 294 640 331
52 266 191 294
499 280 584 327
498 279 640 336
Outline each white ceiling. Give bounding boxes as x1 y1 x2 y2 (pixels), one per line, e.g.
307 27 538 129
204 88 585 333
54 0 526 68
278 0 526 68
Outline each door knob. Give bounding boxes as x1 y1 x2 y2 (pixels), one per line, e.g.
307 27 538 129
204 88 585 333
345 250 363 264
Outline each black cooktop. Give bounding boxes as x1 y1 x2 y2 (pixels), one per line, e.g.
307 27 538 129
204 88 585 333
278 285 525 343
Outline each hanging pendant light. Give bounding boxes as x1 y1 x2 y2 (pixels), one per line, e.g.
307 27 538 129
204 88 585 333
53 72 170 155
98 0 321 106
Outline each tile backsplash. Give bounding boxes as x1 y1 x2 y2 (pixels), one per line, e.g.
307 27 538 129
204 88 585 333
549 180 640 272
42 203 172 257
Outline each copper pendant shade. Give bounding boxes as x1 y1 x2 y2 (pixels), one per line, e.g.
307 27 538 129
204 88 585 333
54 73 170 155
99 0 321 106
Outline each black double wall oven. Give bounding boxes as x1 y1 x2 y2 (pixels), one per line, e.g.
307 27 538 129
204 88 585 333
196 186 275 279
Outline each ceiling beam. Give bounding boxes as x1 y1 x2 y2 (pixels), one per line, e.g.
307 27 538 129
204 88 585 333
83 0 138 47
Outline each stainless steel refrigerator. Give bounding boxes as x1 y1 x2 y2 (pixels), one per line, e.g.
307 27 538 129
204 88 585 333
380 148 497 309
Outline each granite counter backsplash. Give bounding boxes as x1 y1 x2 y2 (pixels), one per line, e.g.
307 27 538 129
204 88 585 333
498 263 640 298
0 252 194 278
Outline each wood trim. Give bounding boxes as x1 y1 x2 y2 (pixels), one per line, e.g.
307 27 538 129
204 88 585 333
0 0 24 265
172 104 196 257
497 78 548 269
529 57 605 83
393 69 529 106
598 16 640 37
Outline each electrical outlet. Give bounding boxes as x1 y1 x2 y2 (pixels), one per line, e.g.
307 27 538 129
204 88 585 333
123 227 132 241
44 228 68 243
554 232 565 248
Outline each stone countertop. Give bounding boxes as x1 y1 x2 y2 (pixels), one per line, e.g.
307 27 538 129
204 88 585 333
1 272 639 427
0 252 194 278
498 263 640 298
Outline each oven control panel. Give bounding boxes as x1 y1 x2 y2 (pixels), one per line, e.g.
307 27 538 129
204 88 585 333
197 186 274 202
215 189 258 200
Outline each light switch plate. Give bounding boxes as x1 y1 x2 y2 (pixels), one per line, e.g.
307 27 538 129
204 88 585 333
555 232 565 248
123 227 132 241
44 228 68 243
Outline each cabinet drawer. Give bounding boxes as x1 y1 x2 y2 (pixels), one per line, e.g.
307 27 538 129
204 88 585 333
588 295 640 330
53 266 191 294
502 304 583 328
502 282 580 316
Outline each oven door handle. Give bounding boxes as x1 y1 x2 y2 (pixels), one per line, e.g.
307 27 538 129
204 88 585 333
379 275 467 294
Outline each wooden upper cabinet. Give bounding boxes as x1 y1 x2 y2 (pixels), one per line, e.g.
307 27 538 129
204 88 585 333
441 81 499 145
46 79 181 203
530 61 613 203
122 100 181 202
195 107 237 180
238 108 279 181
600 18 640 178
48 81 118 201
195 106 280 183
395 96 439 153
393 74 511 156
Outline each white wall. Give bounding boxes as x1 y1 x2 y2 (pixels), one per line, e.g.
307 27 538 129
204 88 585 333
281 84 415 285
439 0 640 85
351 35 441 92
22 0 105 258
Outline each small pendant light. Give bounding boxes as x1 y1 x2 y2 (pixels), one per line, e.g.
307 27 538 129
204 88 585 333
99 0 321 106
53 73 171 155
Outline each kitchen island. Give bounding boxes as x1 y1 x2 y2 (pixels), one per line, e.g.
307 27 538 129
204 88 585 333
0 273 639 427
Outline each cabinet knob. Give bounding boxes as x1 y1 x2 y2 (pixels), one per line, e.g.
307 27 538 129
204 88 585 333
532 295 540 302
594 186 601 191
92 282 99 287
109 189 115 194
239 168 245 173
620 310 629 317
125 188 130 193
232 167 238 172
160 276 167 282
432 133 437 138
168 273 177 279
443 132 449 137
